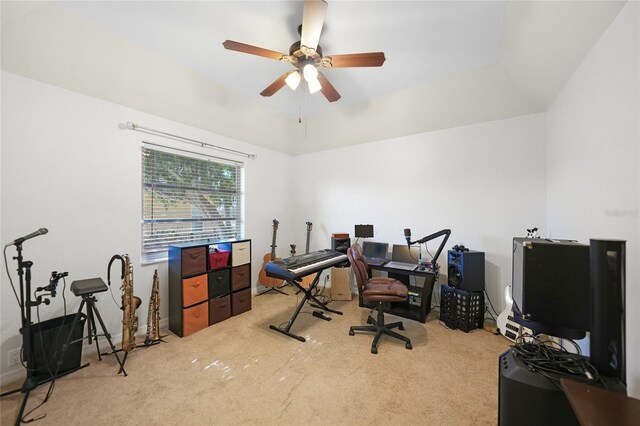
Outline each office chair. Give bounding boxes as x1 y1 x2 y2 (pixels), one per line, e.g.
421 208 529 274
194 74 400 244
347 244 412 354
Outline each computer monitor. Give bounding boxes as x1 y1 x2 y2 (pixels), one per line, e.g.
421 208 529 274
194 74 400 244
391 244 420 264
362 241 389 259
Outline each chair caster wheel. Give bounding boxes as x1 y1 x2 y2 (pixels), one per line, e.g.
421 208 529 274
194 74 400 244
399 324 404 330
371 346 378 354
406 343 413 350
349 330 355 336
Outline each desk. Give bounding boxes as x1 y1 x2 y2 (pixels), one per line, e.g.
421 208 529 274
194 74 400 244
360 264 436 323
560 378 640 426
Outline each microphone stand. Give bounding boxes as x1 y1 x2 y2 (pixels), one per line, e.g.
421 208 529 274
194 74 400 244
0 242 40 425
407 229 452 273
0 244 83 425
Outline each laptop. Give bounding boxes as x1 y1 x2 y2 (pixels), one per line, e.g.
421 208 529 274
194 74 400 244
385 244 420 271
362 241 389 266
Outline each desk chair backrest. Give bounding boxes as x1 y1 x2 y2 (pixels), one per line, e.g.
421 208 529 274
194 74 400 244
347 244 368 290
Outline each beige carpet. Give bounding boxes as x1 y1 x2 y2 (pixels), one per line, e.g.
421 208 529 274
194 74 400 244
1 290 510 425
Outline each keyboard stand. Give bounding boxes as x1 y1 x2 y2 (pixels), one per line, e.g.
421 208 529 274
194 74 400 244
269 270 343 342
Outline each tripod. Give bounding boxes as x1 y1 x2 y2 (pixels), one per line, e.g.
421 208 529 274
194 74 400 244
66 278 127 376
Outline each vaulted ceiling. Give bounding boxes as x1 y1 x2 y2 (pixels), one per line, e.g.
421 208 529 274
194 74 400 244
1 1 625 155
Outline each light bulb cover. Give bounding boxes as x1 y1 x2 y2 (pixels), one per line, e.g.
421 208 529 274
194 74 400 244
285 71 301 90
308 78 322 94
303 64 319 82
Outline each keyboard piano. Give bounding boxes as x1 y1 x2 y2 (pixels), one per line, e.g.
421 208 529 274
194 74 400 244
266 249 348 281
265 249 346 342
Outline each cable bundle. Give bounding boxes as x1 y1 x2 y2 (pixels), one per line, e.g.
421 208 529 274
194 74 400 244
512 335 600 386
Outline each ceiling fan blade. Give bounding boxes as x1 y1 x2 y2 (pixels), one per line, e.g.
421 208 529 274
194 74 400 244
317 72 341 102
322 52 386 68
222 40 289 61
260 72 290 97
300 0 328 55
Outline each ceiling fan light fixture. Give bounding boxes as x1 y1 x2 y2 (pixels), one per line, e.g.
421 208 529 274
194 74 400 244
302 63 319 82
285 71 301 90
308 78 322 94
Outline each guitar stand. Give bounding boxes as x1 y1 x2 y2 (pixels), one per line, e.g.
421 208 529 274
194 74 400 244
256 282 289 296
269 271 343 342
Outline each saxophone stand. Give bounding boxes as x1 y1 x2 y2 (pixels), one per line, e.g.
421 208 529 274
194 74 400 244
67 278 127 376
142 334 168 347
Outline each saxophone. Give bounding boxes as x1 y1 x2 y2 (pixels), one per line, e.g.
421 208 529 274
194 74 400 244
144 269 161 345
108 254 142 353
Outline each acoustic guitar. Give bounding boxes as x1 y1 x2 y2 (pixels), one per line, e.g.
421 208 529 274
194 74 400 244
299 222 315 289
258 219 285 288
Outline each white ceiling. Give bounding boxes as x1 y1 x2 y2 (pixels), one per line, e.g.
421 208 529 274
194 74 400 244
55 1 507 118
0 1 626 155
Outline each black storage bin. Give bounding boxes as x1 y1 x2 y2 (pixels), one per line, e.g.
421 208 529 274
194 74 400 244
208 269 230 298
28 313 86 378
439 285 484 332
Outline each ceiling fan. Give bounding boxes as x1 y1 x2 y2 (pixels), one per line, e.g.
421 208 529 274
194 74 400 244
222 0 385 103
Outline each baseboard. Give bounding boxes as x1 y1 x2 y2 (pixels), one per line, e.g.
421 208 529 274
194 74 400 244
0 318 169 388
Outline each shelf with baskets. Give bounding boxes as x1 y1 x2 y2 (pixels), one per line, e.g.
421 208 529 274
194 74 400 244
168 239 252 337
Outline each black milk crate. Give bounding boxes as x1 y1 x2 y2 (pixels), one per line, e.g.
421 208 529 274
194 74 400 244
439 284 484 332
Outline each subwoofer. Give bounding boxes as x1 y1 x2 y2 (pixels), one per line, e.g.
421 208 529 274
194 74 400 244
447 249 485 291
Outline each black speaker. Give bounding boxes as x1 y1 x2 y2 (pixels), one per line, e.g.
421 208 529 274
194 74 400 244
512 238 589 338
331 237 350 254
447 250 485 291
589 239 625 383
331 236 350 267
499 349 579 426
29 313 86 379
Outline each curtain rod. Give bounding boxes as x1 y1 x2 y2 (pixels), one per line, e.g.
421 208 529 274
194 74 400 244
142 141 243 166
125 121 257 159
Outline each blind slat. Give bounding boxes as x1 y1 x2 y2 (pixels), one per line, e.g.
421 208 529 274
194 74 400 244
141 147 243 262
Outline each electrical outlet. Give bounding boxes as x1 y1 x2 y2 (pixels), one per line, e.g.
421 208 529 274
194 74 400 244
8 348 21 367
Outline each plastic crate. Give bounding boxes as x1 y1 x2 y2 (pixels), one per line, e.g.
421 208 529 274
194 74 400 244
439 284 484 332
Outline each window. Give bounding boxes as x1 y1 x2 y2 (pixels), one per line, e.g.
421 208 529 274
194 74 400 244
142 145 243 263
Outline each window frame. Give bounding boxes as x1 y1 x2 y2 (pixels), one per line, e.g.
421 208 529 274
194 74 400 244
141 143 244 264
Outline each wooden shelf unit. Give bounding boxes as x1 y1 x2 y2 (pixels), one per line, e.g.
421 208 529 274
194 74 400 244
168 239 252 337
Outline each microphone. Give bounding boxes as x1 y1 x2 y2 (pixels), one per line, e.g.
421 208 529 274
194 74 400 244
6 228 48 246
404 228 412 246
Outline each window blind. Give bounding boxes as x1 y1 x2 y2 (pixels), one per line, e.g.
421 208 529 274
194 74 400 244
142 146 243 263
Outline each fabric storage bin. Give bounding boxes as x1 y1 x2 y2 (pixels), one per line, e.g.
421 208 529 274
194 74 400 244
182 246 207 276
232 288 252 316
231 241 251 266
182 301 209 336
182 274 208 307
209 248 230 270
231 264 251 291
208 269 230 299
209 295 231 325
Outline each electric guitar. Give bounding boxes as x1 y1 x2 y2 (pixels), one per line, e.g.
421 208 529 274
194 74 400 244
496 286 533 342
258 219 285 288
299 222 315 289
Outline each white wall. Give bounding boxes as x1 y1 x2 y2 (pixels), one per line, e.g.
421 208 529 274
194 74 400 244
292 113 548 311
546 1 639 396
0 71 294 385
